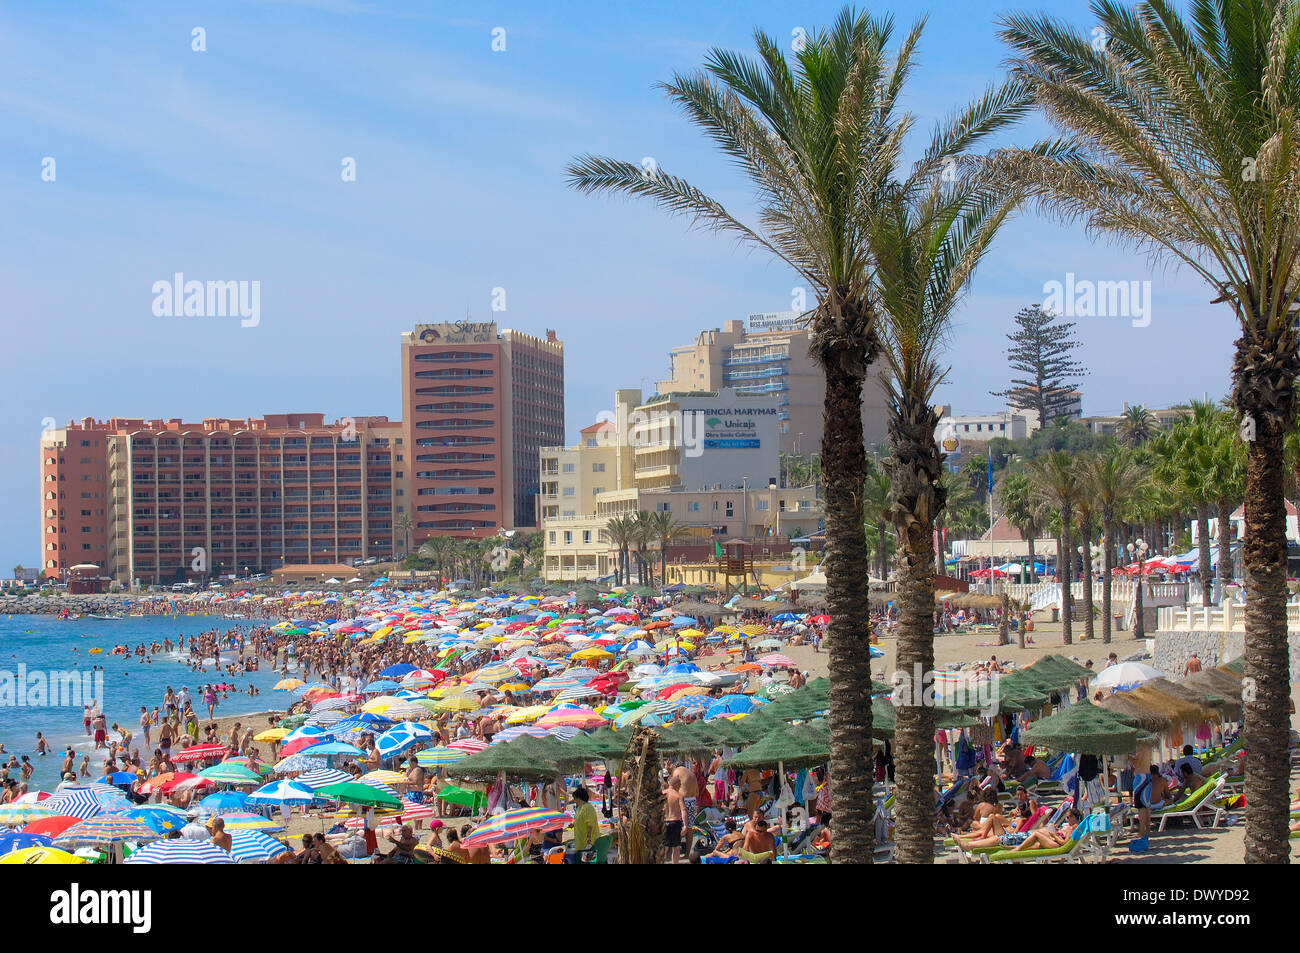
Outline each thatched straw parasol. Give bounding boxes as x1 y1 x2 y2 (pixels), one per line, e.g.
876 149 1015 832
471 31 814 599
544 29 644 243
1020 702 1153 756
1098 692 1178 735
1144 677 1239 720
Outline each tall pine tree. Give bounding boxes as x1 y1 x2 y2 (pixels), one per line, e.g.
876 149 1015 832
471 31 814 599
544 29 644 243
992 305 1087 426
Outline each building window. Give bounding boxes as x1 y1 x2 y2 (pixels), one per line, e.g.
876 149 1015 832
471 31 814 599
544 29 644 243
582 530 591 544
688 502 700 512
592 463 605 472
755 500 768 511
549 532 555 543
562 487 575 497
564 531 572 545
562 463 575 473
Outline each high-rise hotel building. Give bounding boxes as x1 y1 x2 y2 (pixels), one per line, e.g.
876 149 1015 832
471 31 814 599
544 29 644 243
400 322 564 543
41 414 401 585
41 322 564 583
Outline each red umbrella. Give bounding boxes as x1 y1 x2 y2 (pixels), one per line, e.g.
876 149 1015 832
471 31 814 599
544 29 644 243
22 815 80 838
171 743 228 764
278 737 328 759
810 615 830 625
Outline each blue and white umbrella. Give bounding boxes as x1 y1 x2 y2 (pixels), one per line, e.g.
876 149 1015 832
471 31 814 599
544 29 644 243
297 741 364 758
247 779 315 806
198 791 250 815
375 722 433 758
46 787 126 820
362 680 402 694
271 754 329 774
125 840 235 864
228 829 290 863
706 695 761 719
295 768 352 791
379 663 417 678
0 831 53 854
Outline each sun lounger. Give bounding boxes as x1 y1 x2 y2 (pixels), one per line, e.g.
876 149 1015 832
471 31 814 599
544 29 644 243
945 804 1053 863
1148 774 1226 832
985 813 1104 864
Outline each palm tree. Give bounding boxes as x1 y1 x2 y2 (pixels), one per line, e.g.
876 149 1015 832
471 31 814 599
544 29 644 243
1116 406 1157 448
567 8 917 862
1085 448 1145 644
997 0 1300 863
868 123 1028 864
1156 401 1222 606
649 511 691 586
997 471 1040 583
1075 457 1097 640
603 515 637 588
1028 451 1080 644
394 513 413 558
631 512 655 586
1208 411 1247 596
863 465 892 581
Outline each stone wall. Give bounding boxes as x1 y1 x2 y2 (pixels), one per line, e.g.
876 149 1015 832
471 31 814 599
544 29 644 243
1152 629 1300 682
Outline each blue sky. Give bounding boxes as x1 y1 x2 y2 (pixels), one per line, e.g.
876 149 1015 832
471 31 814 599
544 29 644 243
1 0 1237 571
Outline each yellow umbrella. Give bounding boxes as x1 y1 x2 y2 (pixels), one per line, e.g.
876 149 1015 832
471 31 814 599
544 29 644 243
253 727 289 742
654 639 695 651
434 695 480 713
0 847 85 865
740 625 766 636
363 695 402 713
504 705 552 724
359 770 409 785
499 683 530 693
571 647 613 660
676 628 705 640
274 678 305 691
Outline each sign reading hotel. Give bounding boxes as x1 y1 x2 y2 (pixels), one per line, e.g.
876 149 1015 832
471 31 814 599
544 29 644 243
415 321 498 344
746 311 804 333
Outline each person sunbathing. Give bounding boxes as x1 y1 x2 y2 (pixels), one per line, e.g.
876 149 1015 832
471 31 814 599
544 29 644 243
1017 755 1051 783
703 818 744 859
1005 809 1083 853
953 803 1015 849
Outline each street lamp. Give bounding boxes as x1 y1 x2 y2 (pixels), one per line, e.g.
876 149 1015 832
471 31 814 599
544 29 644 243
1126 538 1149 640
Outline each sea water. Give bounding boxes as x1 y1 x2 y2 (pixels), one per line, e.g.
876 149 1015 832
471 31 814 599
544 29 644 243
0 613 290 791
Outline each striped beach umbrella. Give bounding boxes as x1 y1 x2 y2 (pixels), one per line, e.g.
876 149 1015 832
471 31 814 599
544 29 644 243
758 653 795 667
359 770 408 786
198 762 263 785
228 829 290 863
45 788 118 820
124 840 235 864
54 816 160 847
295 768 352 791
0 803 58 826
214 812 284 832
247 779 314 806
461 808 570 848
0 831 53 854
414 747 467 768
375 722 433 758
446 738 489 753
197 791 250 815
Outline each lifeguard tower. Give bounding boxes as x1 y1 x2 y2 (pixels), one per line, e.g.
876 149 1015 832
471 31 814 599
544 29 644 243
717 538 756 598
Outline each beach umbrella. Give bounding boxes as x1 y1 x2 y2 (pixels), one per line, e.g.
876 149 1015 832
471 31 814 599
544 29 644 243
44 788 121 820
316 782 402 809
414 747 468 768
125 840 235 864
758 653 795 668
295 768 353 791
291 742 365 759
215 812 284 832
172 743 229 764
114 807 186 834
54 816 160 848
228 829 290 863
448 736 562 780
0 803 58 826
461 808 569 847
21 816 81 838
359 770 409 787
706 694 760 718
197 791 250 815
253 727 290 743
1092 661 1163 692
0 846 85 865
0 831 53 854
376 722 433 758
1020 703 1151 756
198 762 264 786
247 779 315 806
724 722 832 770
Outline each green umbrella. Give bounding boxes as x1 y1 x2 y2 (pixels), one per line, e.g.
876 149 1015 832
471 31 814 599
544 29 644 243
280 714 308 729
724 722 830 770
316 781 402 808
1020 702 1150 756
435 784 487 812
448 735 561 780
197 762 262 785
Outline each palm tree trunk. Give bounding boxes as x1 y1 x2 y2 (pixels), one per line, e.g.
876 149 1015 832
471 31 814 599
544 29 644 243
884 399 942 866
821 359 875 864
1215 497 1233 596
1027 534 1036 584
1239 401 1292 864
997 591 1010 646
1196 501 1213 607
1059 507 1072 645
877 520 888 580
1080 516 1094 640
1101 523 1113 644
